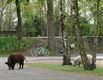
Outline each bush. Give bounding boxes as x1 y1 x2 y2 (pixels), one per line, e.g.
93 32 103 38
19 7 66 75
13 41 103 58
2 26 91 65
0 36 35 56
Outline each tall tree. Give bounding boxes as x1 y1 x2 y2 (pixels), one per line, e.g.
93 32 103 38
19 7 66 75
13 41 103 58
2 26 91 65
15 0 22 40
7 0 29 39
47 0 55 51
60 0 72 65
92 0 101 69
71 0 94 70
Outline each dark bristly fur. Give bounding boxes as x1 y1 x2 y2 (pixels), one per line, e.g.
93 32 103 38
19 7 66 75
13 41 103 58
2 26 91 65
5 53 26 70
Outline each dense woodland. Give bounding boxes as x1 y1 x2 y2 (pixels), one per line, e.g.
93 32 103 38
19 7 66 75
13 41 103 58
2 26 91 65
1 0 103 36
0 0 103 70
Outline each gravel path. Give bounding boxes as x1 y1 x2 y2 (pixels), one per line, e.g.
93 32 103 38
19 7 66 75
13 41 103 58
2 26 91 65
0 57 103 80
0 67 103 80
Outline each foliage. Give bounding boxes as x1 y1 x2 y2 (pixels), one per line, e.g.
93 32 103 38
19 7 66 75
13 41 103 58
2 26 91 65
7 0 30 3
0 0 102 37
6 0 14 3
22 3 36 36
0 0 103 57
33 16 46 36
3 0 103 37
0 37 35 56
79 17 92 36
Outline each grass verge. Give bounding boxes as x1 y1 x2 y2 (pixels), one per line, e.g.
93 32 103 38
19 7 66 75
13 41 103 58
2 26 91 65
27 63 103 76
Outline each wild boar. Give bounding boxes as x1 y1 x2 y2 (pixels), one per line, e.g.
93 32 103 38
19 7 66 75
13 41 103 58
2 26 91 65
5 53 26 70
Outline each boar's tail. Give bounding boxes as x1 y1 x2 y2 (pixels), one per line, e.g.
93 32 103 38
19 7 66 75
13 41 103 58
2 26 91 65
24 57 27 62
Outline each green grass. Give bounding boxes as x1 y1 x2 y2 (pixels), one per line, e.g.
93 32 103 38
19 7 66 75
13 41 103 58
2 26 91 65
27 63 103 76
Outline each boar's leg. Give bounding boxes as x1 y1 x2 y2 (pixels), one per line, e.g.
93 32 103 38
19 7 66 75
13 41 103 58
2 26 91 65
11 63 15 70
21 63 24 69
19 63 21 69
19 63 24 69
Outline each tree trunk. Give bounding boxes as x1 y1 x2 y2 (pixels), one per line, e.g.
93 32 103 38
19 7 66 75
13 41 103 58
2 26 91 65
62 36 72 65
92 0 101 69
71 0 94 70
47 0 55 51
60 0 72 65
0 0 5 32
15 0 22 40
